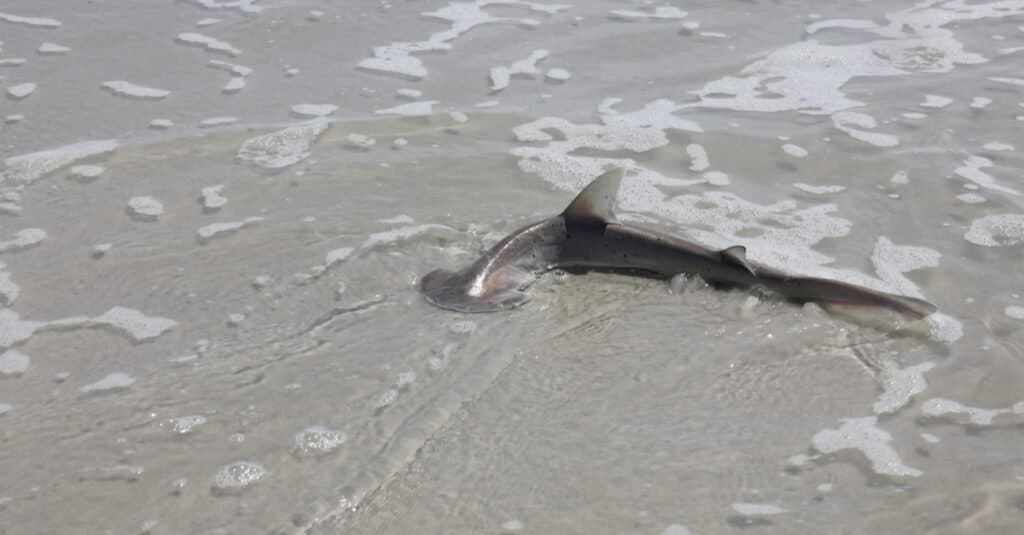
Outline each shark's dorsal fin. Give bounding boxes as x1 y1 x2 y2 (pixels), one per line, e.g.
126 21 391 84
562 168 623 225
720 245 756 276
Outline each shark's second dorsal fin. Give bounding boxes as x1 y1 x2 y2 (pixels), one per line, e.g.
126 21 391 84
562 168 623 225
720 245 756 276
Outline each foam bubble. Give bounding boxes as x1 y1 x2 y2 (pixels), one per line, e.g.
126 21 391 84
4 114 24 124
920 94 952 108
237 118 329 169
197 217 263 242
0 403 10 415
0 228 46 253
345 133 376 149
199 117 239 128
0 58 27 66
686 144 709 171
731 503 786 516
293 426 347 456
545 67 571 81
475 100 499 108
793 183 845 194
955 156 1020 195
983 142 1014 151
200 185 227 211
0 12 61 28
375 101 438 117
811 416 921 477
80 372 136 393
501 519 525 532
37 42 70 55
222 77 245 93
6 83 36 99
375 389 398 410
0 263 18 305
490 49 549 91
660 525 689 535
956 193 986 204
1006 305 1024 320
3 140 118 184
92 242 112 256
213 461 266 492
0 349 29 376
127 196 163 220
160 415 208 434
781 143 808 158
101 81 169 100
197 17 221 26
208 59 252 77
970 97 992 109
610 6 687 21
832 111 898 147
149 119 173 130
290 104 338 118
396 88 422 99
703 171 730 186
873 361 935 414
964 214 1024 247
176 32 241 56
921 398 1009 425
989 76 1024 87
68 165 104 181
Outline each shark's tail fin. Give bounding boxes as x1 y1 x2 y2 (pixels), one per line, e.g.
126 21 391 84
764 275 937 319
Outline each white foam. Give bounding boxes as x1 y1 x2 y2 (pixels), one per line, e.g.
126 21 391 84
6 83 36 99
1005 305 1024 320
222 77 245 93
149 119 173 130
396 88 422 99
0 58 27 66
160 415 207 434
362 224 453 249
293 426 347 456
660 525 690 535
989 76 1024 87
0 12 61 28
873 361 935 415
793 183 845 194
545 67 571 81
901 112 927 119
360 2 567 80
80 372 136 393
955 156 1020 195
0 263 18 305
970 97 992 109
191 0 262 13
731 503 786 516
490 49 549 91
200 185 227 210
832 111 898 147
921 433 940 444
127 196 163 219
92 243 112 257
0 228 46 253
91 307 177 341
68 165 105 180
475 100 499 108
964 214 1024 247
101 81 169 100
213 461 266 491
4 114 24 124
811 416 921 477
291 104 338 117
237 118 329 169
346 133 376 149
956 193 986 204
325 247 354 268
392 138 408 148
0 403 10 415
870 236 939 299
176 32 241 56
983 142 1014 151
703 171 730 186
375 101 438 117
197 217 263 242
921 398 1018 425
0 349 29 376
37 42 70 55
3 139 118 185
781 143 808 158
199 117 239 128
920 94 952 108
208 59 252 77
197 17 221 26
610 6 687 21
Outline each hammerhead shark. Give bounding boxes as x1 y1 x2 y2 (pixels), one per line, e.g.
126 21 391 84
420 169 936 318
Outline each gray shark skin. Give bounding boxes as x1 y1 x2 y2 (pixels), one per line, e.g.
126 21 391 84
420 169 937 318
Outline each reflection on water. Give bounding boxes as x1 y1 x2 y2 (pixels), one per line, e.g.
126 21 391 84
1 0 1023 533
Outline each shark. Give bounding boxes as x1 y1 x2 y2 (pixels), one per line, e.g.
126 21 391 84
420 169 936 318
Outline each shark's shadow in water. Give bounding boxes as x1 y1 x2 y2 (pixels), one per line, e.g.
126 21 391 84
420 169 936 319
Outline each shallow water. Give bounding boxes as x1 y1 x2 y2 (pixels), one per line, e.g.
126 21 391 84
2 1 1024 533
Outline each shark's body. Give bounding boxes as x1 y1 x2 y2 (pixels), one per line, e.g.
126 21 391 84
420 170 936 318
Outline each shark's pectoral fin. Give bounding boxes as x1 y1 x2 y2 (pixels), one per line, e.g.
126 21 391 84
720 245 756 276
